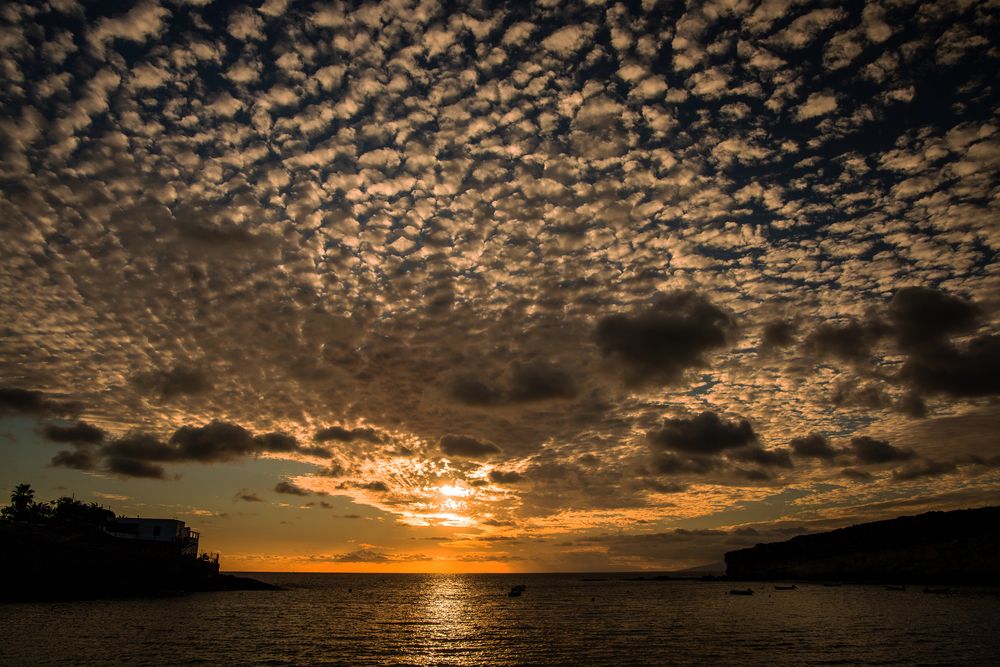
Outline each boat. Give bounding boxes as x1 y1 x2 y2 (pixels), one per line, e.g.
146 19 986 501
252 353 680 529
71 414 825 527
508 584 527 597
885 585 906 591
774 584 797 590
923 587 950 594
729 588 753 595
822 582 843 587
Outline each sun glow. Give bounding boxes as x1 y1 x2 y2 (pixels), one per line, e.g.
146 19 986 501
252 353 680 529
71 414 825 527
438 484 472 498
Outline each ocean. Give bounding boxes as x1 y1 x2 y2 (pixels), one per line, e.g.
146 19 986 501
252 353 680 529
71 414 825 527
1 573 998 665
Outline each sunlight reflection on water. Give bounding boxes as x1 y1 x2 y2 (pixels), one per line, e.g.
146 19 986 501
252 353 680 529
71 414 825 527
1 574 999 666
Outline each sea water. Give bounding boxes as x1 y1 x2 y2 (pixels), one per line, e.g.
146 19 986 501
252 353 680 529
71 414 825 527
1 573 998 665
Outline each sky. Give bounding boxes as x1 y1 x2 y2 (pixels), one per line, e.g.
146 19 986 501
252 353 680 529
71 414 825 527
0 0 998 573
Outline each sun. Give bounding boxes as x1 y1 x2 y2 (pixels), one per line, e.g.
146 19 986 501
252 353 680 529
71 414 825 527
438 484 472 498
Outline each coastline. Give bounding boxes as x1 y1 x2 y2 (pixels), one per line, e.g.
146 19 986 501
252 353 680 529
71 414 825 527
0 522 279 603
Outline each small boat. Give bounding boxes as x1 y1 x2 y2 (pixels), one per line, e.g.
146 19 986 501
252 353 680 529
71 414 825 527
774 584 797 591
923 587 950 594
729 588 753 596
508 584 527 597
885 585 906 591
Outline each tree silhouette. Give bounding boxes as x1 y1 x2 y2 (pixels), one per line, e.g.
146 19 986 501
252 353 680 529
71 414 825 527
51 496 113 528
1 483 52 523
1 484 34 521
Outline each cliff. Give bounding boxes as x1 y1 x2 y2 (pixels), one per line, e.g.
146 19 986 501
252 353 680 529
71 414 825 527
724 506 1000 584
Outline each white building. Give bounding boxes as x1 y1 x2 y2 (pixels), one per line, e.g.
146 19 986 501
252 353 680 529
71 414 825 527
106 518 200 557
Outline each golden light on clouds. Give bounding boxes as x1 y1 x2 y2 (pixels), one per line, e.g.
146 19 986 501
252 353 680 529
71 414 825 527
0 0 998 574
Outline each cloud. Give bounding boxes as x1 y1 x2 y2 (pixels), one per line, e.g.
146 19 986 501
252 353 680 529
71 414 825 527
541 24 594 57
771 9 846 49
885 288 1000 398
502 21 535 47
329 548 389 562
892 459 958 482
49 422 315 478
832 382 890 410
235 489 264 502
106 457 167 479
227 8 265 41
840 468 875 483
169 421 259 461
849 436 916 465
795 93 838 121
0 388 65 416
760 320 797 350
823 29 864 70
790 434 839 460
900 336 1000 398
439 434 501 458
888 287 980 348
488 469 524 484
50 449 98 471
129 63 171 90
728 446 794 469
2 0 1000 568
448 377 500 406
274 480 310 496
101 432 176 461
650 453 720 476
648 412 758 455
595 291 737 387
87 1 170 57
354 481 389 492
314 426 381 443
507 363 578 402
259 0 289 18
133 365 212 399
803 319 877 363
449 362 577 406
43 421 105 444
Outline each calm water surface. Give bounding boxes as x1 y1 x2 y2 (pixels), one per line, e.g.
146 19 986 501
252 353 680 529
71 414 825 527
2 573 999 665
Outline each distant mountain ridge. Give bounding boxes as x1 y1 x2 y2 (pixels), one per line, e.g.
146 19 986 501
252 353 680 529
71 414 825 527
725 506 1000 584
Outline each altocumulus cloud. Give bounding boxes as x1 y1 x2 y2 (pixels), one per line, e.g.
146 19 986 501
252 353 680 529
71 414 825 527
0 0 998 568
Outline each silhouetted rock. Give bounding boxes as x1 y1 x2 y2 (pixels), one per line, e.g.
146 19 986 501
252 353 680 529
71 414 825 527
623 574 678 581
724 506 1000 585
197 573 281 592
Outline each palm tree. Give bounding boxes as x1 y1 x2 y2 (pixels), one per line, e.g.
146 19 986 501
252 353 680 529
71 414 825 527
2 484 35 521
1 483 51 523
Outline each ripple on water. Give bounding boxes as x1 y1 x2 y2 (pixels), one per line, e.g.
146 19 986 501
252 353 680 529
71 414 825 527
1 575 999 666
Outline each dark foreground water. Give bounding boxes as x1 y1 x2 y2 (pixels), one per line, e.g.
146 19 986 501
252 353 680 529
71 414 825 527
2 573 999 666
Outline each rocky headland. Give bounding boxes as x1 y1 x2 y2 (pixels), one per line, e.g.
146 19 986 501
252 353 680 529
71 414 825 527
725 506 1000 585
